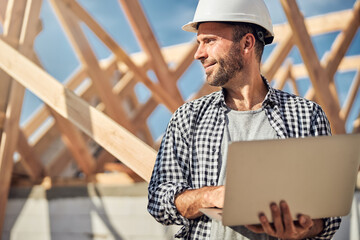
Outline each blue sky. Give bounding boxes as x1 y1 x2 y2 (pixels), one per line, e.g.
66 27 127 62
20 0 359 140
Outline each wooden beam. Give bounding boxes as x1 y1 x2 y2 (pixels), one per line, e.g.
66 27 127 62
280 0 345 134
274 55 360 80
50 0 135 133
45 147 73 177
22 66 88 138
60 0 180 112
0 38 157 182
288 68 300 96
17 129 44 181
22 105 49 137
31 120 58 157
191 83 221 101
0 80 26 232
340 69 360 121
172 42 198 82
273 61 292 90
118 0 184 105
262 31 294 81
353 118 360 134
0 0 41 234
133 97 158 127
0 111 5 130
273 9 353 43
137 125 155 147
49 108 96 176
103 162 143 182
0 0 8 24
95 149 115 173
0 0 27 133
305 1 360 101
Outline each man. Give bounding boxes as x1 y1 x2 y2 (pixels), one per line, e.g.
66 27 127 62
148 0 341 239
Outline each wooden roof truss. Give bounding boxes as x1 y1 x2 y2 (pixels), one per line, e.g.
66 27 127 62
0 0 359 233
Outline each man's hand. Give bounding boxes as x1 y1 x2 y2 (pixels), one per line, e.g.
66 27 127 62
245 200 324 239
175 186 225 219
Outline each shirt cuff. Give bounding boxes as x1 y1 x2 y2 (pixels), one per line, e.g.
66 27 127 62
306 217 341 240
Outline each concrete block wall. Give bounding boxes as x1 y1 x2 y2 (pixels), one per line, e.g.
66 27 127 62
2 183 359 239
3 183 180 240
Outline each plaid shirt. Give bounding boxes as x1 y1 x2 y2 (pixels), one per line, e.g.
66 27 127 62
148 80 341 239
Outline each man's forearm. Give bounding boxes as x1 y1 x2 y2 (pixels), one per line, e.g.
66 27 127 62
175 186 224 219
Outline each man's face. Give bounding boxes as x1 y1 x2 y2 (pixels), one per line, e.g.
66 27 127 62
195 22 244 87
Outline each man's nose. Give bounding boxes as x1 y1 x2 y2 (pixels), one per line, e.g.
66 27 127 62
194 44 207 60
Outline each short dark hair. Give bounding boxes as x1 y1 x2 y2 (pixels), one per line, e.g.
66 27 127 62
229 22 265 63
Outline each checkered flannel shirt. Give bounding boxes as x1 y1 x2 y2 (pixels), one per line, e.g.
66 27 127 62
148 79 341 239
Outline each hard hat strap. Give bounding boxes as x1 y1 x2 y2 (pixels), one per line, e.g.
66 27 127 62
256 31 266 46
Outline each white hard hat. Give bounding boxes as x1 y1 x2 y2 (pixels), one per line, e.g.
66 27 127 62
182 0 274 45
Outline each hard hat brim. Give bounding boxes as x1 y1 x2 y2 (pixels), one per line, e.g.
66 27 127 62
182 20 274 45
182 21 198 33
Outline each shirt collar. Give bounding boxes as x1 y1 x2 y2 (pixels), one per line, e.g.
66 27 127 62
214 75 279 108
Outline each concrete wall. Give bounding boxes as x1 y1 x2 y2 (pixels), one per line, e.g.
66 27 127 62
2 183 359 240
3 183 180 240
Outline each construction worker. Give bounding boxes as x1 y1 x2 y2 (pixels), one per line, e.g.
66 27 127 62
148 0 341 239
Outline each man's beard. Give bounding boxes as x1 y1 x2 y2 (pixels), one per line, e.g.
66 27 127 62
206 43 244 87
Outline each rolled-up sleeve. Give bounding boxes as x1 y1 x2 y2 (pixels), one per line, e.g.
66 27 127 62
303 217 341 240
147 108 193 236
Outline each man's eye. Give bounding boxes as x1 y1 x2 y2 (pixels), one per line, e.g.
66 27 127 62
205 39 214 44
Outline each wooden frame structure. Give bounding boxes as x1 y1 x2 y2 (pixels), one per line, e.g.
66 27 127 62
0 0 359 235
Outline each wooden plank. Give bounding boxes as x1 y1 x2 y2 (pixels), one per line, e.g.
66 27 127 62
103 162 143 182
273 61 292 90
280 0 345 134
0 0 27 129
137 125 155 147
60 0 180 112
49 108 96 176
0 111 5 130
172 42 198 81
17 129 44 181
262 31 294 82
305 1 360 101
340 69 360 121
190 83 221 101
119 0 184 105
0 38 157 182
22 105 49 137
95 149 116 173
288 69 300 96
353 117 360 134
22 66 87 138
31 120 58 157
46 147 73 177
274 55 360 80
0 81 26 232
50 0 135 133
273 9 353 43
0 0 8 24
133 97 157 127
0 0 39 234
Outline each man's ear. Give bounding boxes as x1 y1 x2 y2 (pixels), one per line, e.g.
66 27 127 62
243 33 256 54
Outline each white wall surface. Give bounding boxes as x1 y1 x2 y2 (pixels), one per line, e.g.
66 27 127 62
2 183 359 240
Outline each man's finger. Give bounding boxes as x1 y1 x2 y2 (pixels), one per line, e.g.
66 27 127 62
298 214 313 229
259 213 276 236
270 202 284 235
280 200 295 232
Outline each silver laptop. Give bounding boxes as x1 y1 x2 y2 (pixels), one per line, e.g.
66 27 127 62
200 134 360 226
